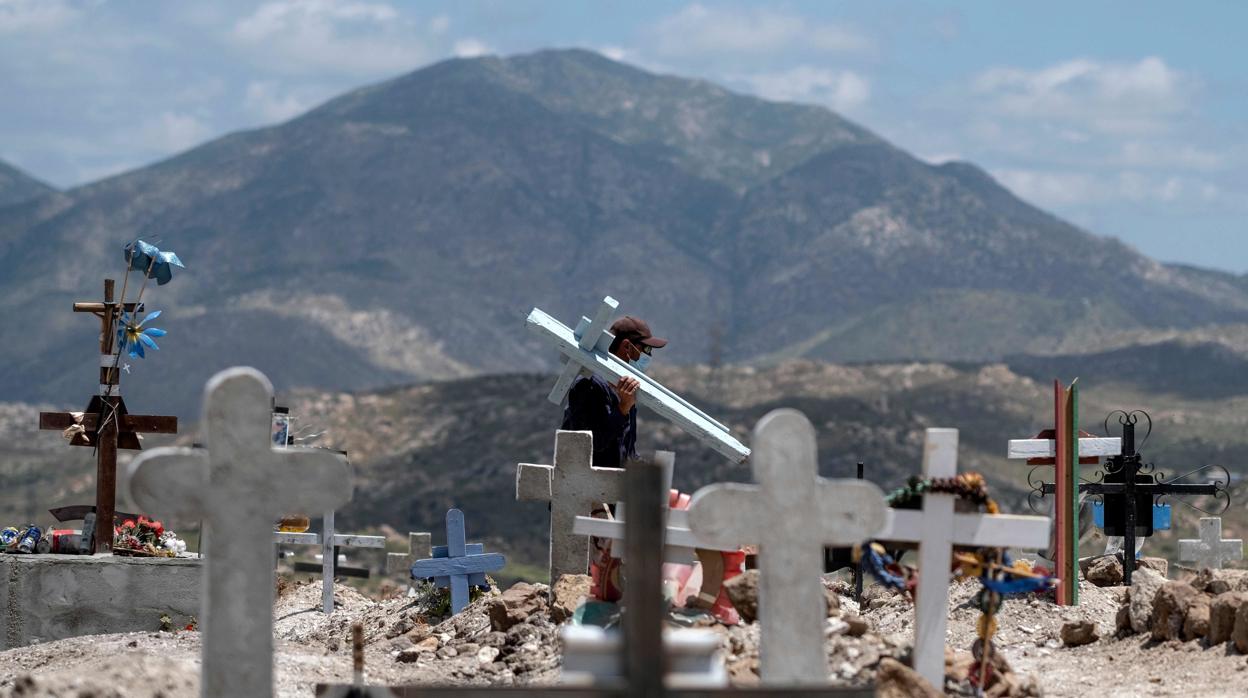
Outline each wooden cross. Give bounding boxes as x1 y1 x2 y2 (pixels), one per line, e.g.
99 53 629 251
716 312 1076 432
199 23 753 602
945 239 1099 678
38 278 178 553
526 296 749 462
1005 379 1115 604
1179 517 1244 571
516 430 625 583
274 510 386 613
874 428 1050 688
126 367 352 698
410 509 505 614
686 409 887 685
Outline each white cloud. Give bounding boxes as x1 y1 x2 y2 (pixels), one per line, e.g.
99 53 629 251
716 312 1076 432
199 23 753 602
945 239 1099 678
973 57 1192 134
651 4 869 58
137 112 214 153
1118 141 1224 171
993 168 1219 208
428 13 450 35
243 81 312 123
736 66 870 112
0 0 76 34
599 45 629 62
231 0 428 76
452 38 491 58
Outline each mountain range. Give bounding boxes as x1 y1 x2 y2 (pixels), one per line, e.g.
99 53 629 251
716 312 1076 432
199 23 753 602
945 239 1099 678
4 49 1248 418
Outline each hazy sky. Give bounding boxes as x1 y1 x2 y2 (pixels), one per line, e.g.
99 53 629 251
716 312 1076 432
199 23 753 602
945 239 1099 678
2 1 1244 271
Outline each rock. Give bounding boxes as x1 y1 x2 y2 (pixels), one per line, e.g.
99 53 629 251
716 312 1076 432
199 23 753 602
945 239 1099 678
1235 600 1248 653
436 645 459 659
1183 594 1212 641
875 657 942 698
844 614 869 637
551 574 592 623
1139 557 1169 577
724 569 759 623
820 576 841 616
1195 569 1248 595
477 646 500 663
1116 603 1132 635
413 635 438 652
396 648 425 663
488 582 547 632
1150 581 1200 641
1210 592 1248 644
1060 620 1099 646
1085 556 1124 587
1128 567 1166 634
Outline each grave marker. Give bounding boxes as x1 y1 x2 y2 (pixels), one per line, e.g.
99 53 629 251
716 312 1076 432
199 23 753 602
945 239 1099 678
274 510 386 613
1179 517 1243 571
686 409 887 685
410 509 505 614
38 278 178 552
526 296 749 462
126 367 352 698
387 531 433 575
874 428 1050 688
516 430 625 582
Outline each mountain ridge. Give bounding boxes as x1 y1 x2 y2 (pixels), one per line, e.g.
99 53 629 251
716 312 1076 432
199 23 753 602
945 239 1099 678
2 48 1246 418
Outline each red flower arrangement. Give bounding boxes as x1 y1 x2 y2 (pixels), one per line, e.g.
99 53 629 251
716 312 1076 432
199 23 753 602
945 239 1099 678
113 516 178 557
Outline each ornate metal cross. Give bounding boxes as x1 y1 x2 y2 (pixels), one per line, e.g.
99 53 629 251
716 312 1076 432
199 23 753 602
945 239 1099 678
37 278 178 552
1030 411 1230 585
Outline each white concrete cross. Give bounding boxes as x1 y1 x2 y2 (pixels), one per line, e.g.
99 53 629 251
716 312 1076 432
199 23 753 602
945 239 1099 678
127 367 353 698
1179 517 1243 570
386 531 433 574
686 409 887 685
273 510 386 613
526 296 749 463
517 430 625 583
874 428 1051 689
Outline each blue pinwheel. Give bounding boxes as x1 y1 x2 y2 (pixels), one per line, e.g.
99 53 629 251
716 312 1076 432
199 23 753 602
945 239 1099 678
116 311 167 359
123 239 185 285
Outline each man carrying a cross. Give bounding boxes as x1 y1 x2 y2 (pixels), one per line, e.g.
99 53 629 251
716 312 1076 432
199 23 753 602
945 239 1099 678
560 315 666 469
561 316 665 602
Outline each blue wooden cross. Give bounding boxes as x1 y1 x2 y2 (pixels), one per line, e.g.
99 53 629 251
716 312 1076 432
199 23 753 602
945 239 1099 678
410 509 505 614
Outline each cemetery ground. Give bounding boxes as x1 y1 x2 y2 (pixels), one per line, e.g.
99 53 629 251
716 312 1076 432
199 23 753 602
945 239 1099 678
2 569 1247 696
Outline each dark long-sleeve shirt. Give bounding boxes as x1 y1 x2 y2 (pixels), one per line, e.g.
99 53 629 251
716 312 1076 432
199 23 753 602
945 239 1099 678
560 374 636 469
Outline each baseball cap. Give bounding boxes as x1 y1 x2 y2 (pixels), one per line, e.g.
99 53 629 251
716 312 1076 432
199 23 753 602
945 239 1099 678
610 316 667 348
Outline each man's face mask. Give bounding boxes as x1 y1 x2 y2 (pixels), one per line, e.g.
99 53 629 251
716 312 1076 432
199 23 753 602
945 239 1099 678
631 353 652 374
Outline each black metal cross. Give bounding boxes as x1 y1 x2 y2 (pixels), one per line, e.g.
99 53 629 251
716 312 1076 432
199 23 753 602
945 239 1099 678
1036 411 1228 585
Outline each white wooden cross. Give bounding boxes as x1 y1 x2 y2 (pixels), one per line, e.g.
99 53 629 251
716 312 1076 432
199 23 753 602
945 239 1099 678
1179 517 1243 570
686 409 887 685
875 428 1050 689
517 430 626 582
1005 435 1121 460
568 449 722 563
273 510 386 613
526 296 749 462
126 367 353 698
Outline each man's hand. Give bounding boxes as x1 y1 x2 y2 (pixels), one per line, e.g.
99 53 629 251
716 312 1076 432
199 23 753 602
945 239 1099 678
615 375 640 413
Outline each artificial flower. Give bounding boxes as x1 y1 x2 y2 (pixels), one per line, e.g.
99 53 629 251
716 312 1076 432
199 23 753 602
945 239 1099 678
117 311 167 359
123 239 185 285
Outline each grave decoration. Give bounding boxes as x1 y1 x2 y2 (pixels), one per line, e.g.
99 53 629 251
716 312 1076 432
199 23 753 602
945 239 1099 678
410 509 505 615
859 429 1052 690
686 409 888 685
526 296 748 463
1023 408 1230 586
127 366 353 698
318 457 869 697
274 510 386 613
38 239 185 553
112 515 186 557
1179 517 1243 571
